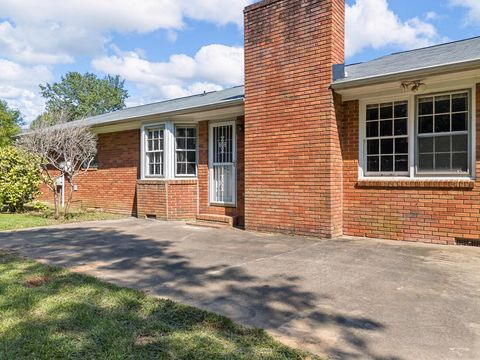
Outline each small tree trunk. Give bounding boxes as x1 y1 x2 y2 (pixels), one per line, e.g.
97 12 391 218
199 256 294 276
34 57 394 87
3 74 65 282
53 189 60 220
64 182 75 219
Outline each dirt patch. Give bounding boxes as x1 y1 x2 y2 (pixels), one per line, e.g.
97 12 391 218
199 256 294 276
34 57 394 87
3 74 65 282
25 275 50 288
134 335 158 347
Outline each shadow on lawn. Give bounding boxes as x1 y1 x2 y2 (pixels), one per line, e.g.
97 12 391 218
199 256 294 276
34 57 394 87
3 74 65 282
0 226 401 360
1 260 305 359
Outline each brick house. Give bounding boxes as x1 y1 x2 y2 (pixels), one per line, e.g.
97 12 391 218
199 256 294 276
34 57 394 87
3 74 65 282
46 0 480 245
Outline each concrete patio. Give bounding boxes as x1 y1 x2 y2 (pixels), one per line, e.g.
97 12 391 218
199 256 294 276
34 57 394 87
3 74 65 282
1 218 479 360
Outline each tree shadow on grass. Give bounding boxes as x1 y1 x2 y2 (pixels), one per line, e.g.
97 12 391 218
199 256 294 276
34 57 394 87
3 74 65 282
0 260 309 359
0 224 401 359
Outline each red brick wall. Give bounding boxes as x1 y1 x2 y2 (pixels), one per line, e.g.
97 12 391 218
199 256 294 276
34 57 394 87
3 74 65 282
136 180 167 219
38 129 140 215
197 117 245 226
36 122 241 223
166 180 198 220
244 0 345 237
136 180 197 220
341 85 480 245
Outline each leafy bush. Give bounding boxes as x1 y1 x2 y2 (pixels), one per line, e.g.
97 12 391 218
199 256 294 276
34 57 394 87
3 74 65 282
0 146 41 212
28 201 49 212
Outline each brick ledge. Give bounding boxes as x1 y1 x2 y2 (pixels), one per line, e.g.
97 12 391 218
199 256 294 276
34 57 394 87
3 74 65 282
196 213 237 226
356 179 475 189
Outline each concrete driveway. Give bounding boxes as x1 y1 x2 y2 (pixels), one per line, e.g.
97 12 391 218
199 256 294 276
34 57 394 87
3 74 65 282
1 218 479 360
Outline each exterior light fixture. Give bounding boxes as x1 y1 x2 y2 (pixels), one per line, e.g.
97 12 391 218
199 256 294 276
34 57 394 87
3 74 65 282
401 80 426 92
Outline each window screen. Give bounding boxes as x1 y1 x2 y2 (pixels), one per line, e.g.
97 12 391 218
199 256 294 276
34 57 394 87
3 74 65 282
175 126 197 176
417 92 469 174
365 101 409 175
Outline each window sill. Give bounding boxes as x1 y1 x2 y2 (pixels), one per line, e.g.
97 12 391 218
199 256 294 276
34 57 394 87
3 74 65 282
356 179 475 189
209 202 237 208
138 178 197 185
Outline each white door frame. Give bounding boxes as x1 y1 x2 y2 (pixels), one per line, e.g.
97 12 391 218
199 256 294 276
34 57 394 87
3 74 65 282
208 120 237 206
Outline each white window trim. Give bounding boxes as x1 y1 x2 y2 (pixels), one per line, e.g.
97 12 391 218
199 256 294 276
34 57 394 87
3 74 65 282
140 121 198 180
358 84 476 181
415 90 472 177
363 100 410 177
143 124 165 179
174 124 198 178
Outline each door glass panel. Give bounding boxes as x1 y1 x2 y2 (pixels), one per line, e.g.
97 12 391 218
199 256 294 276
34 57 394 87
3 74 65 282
213 125 233 163
213 165 233 204
211 123 235 204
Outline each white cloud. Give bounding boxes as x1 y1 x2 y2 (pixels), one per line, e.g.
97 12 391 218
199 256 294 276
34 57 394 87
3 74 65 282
0 0 253 66
182 0 253 27
167 30 178 43
0 0 253 33
0 59 52 121
0 21 105 65
450 0 480 23
425 11 439 21
92 44 244 101
346 0 440 58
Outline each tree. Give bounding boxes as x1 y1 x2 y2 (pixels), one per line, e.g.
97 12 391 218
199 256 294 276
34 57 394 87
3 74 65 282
31 112 57 128
0 100 23 147
37 72 128 124
0 146 41 212
19 112 97 219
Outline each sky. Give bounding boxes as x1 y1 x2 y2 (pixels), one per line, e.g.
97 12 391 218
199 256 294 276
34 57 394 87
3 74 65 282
0 0 479 124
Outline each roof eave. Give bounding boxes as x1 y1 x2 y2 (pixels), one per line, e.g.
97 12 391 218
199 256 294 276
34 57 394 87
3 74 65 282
88 97 245 129
331 59 480 91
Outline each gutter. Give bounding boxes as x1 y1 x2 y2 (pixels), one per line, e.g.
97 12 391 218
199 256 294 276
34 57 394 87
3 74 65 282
331 58 480 91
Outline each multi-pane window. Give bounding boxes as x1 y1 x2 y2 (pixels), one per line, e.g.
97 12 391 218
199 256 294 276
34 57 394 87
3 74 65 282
417 92 469 174
175 126 197 176
146 128 164 177
365 101 409 175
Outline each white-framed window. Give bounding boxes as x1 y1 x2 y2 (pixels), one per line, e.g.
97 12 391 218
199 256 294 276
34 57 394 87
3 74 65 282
360 87 475 179
175 126 197 176
145 127 164 177
416 91 470 176
141 122 200 180
364 101 409 176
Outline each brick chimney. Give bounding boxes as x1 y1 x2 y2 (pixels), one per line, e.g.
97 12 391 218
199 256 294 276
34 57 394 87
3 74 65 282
243 0 345 238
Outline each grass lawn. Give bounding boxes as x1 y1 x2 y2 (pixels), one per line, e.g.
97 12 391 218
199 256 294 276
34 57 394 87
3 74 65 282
0 208 126 231
0 252 318 360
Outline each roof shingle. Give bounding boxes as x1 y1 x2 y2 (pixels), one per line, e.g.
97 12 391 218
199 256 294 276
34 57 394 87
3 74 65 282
334 36 480 86
81 86 245 127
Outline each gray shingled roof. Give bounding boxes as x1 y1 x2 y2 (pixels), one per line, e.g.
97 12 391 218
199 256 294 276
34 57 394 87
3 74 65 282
82 86 244 127
333 36 480 88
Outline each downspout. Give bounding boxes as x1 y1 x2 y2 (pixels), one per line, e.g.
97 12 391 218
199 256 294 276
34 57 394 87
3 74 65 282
165 181 169 220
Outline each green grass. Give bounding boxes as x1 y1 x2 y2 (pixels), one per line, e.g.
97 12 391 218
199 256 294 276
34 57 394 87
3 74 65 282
0 208 126 231
0 252 318 360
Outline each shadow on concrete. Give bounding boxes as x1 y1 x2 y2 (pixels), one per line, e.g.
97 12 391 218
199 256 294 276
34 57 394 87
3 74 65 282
0 225 400 360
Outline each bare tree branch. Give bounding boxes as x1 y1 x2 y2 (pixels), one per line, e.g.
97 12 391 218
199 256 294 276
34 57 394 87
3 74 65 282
18 109 97 218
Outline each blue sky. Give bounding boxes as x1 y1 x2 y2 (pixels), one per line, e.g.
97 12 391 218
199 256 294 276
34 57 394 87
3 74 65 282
0 0 479 122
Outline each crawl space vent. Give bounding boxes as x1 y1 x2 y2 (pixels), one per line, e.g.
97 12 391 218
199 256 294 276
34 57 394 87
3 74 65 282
455 238 480 247
146 214 157 220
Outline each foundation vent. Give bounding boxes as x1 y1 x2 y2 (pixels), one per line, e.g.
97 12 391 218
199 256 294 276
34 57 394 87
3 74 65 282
455 238 480 247
146 214 157 220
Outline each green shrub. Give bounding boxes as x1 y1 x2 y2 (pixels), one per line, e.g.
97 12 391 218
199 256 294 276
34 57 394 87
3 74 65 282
29 201 49 212
0 146 41 212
